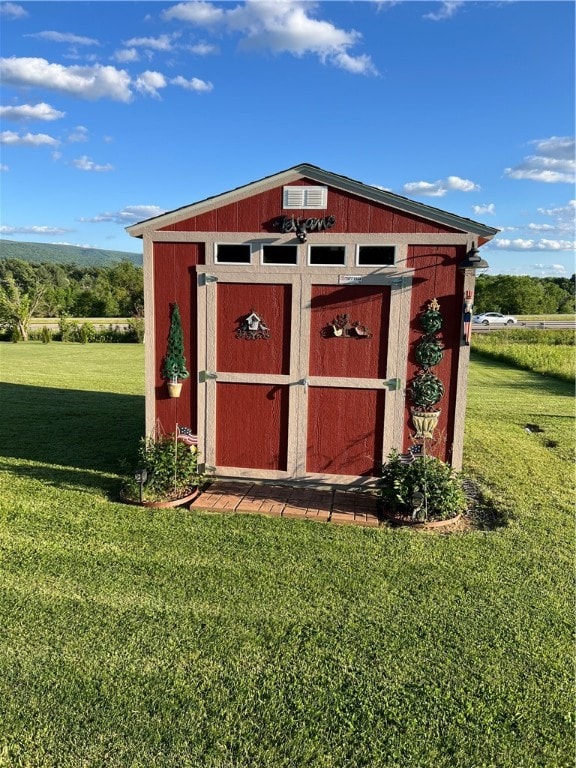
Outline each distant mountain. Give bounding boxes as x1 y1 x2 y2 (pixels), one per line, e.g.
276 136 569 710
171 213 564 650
0 239 142 267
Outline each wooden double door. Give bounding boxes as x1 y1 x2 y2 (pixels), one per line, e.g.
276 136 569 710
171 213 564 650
199 272 406 484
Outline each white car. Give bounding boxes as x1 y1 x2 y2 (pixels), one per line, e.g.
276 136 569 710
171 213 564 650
473 312 518 326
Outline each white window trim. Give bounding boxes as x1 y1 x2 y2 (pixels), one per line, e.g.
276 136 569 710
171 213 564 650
355 244 397 268
283 186 328 210
215 242 253 265
307 244 346 267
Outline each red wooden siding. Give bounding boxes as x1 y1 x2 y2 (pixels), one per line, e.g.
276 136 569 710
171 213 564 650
216 283 291 375
309 285 390 379
153 242 205 436
405 244 466 462
307 388 385 476
160 178 462 234
215 383 290 470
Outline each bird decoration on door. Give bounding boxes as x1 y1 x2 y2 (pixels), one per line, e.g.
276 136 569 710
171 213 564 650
235 310 271 340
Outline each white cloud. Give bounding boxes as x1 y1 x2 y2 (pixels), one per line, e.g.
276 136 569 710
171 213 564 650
123 34 177 51
472 203 495 216
402 175 479 197
68 125 88 142
0 224 73 235
72 155 114 172
163 0 377 75
0 3 28 19
535 200 576 233
26 31 99 46
78 205 166 224
0 102 65 121
112 48 140 63
134 70 167 97
424 1 464 21
504 136 575 184
530 263 567 275
492 238 575 252
171 75 213 92
0 57 133 102
0 164 9 172
163 1 225 25
0 130 59 146
188 42 218 55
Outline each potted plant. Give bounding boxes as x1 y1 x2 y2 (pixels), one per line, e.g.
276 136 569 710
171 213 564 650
379 450 467 525
162 303 189 398
120 432 204 508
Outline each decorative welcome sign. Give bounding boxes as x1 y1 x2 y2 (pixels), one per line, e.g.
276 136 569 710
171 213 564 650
278 215 336 233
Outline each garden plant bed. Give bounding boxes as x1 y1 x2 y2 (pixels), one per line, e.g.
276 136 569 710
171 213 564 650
119 487 200 509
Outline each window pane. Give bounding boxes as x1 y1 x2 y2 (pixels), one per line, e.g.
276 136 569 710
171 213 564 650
309 246 345 265
262 245 298 265
357 246 395 266
216 244 251 263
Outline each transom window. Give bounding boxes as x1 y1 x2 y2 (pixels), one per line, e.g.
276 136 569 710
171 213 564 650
216 244 251 264
262 245 298 265
357 245 395 266
309 246 346 266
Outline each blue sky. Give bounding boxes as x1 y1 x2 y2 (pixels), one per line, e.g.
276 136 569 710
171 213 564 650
1 0 574 276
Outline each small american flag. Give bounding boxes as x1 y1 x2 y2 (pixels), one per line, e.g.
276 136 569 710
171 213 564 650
177 425 198 446
410 444 423 456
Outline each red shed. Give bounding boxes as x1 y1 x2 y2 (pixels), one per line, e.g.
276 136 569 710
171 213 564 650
127 163 496 486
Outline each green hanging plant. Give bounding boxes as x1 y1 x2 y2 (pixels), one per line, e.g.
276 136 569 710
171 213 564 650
409 370 444 410
415 336 444 367
162 303 189 382
419 298 443 335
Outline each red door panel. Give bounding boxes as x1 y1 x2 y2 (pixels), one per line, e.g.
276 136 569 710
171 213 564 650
309 285 390 379
217 283 291 375
216 383 289 471
307 388 385 476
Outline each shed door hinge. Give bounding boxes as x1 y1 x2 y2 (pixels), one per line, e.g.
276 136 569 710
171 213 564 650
198 371 217 383
198 273 218 286
385 378 402 391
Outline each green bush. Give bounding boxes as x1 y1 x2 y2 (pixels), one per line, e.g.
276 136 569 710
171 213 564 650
40 326 52 344
379 451 467 521
122 434 202 502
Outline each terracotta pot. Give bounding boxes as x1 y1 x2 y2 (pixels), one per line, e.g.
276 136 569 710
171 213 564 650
167 380 183 398
119 487 199 509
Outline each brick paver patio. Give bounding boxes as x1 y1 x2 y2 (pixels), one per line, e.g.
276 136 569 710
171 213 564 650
189 481 381 527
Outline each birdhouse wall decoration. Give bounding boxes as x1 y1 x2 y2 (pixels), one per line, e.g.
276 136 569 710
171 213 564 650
235 310 270 340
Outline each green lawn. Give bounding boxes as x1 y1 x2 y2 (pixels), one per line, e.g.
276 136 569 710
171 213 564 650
0 343 574 768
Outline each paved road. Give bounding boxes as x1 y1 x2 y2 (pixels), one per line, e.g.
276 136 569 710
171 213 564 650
473 320 575 332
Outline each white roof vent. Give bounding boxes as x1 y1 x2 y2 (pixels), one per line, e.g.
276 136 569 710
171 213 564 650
283 186 327 209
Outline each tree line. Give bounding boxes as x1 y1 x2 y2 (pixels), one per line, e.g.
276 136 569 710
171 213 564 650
473 274 574 315
0 258 574 341
0 258 143 316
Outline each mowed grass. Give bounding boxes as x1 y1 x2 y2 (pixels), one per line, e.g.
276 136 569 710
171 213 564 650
472 328 575 383
0 343 574 768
